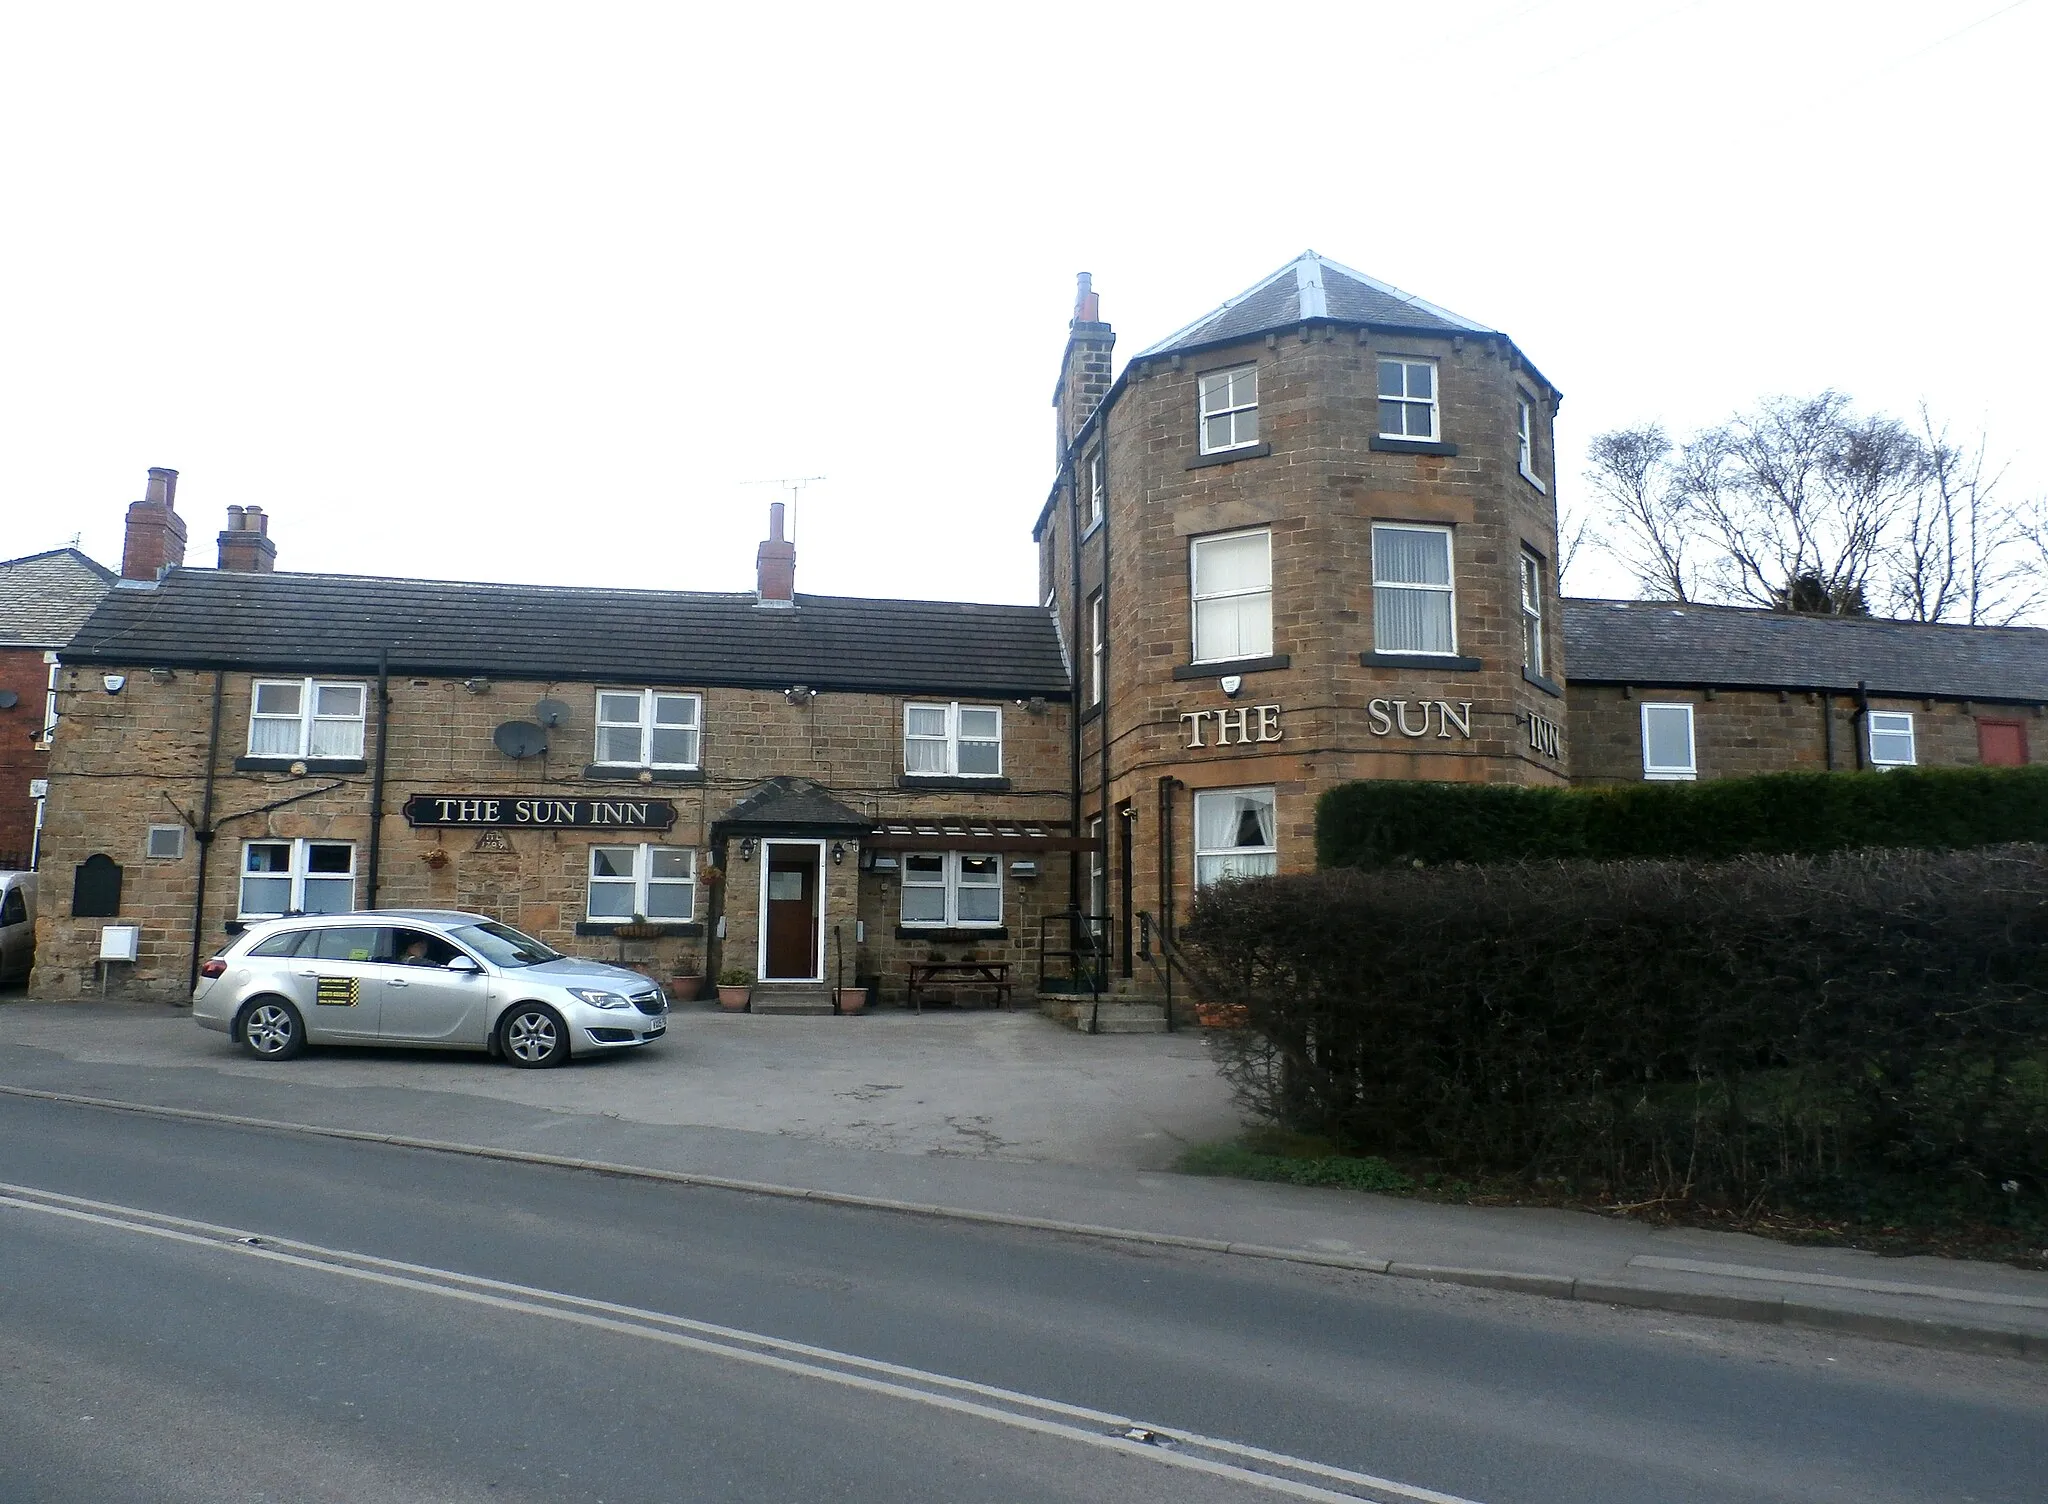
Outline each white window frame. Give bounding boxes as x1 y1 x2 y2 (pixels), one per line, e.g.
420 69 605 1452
1197 364 1259 454
1085 448 1106 532
1520 549 1545 677
1189 527 1273 665
1377 357 1440 441
1517 396 1547 491
1193 787 1278 888
247 678 368 760
593 688 702 770
586 843 697 923
1371 523 1459 656
1867 711 1917 769
1088 591 1105 707
146 824 186 860
898 851 1004 928
237 838 356 919
903 702 1003 777
1641 703 1698 781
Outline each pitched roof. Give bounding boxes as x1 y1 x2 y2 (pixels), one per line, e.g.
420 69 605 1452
1564 599 2048 702
62 567 1071 698
0 547 118 647
1135 250 1497 359
713 776 870 836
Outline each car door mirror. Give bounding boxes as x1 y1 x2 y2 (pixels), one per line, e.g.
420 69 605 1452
445 954 482 974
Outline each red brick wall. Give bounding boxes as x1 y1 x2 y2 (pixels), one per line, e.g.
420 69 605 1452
0 646 51 867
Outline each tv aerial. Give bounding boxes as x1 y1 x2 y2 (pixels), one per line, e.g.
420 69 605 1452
739 475 827 538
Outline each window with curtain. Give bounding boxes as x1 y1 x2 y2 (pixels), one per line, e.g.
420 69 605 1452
595 690 701 768
1372 524 1456 655
903 703 1003 776
1520 550 1545 676
1193 788 1277 886
900 852 1002 926
248 680 367 759
1190 529 1272 663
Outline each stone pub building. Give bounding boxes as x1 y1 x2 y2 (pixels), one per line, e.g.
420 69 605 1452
28 253 2048 1013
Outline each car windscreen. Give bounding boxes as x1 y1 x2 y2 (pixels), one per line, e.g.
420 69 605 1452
448 921 561 968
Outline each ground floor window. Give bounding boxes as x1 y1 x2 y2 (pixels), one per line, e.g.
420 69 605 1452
1193 788 1277 886
587 844 696 921
240 839 355 918
901 852 1002 926
1866 710 1916 768
1641 703 1697 780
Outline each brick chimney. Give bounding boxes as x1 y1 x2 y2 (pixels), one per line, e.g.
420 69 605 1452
1053 272 1115 463
217 504 278 573
755 501 796 605
121 466 188 581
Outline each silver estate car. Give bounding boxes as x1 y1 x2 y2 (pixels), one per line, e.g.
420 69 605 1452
193 909 667 1066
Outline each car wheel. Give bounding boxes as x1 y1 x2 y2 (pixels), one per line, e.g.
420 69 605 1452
239 997 305 1060
499 1003 568 1068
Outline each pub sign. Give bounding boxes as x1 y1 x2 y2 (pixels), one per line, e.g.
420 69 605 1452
402 795 677 831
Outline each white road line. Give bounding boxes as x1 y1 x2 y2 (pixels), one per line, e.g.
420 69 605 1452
0 1180 1487 1504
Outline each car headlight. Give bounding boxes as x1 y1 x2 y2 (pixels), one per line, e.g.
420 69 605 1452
568 988 632 1010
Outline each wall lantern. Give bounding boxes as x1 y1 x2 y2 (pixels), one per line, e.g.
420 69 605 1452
149 667 176 684
1009 859 1039 879
738 837 756 862
831 841 845 865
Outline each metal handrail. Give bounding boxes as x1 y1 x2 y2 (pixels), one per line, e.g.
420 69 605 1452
1036 907 1113 1033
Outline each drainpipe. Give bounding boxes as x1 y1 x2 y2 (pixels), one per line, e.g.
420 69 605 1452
1097 446 1113 973
1065 453 1082 946
1821 690 1835 771
365 649 391 907
1854 679 1871 771
1157 776 1178 943
184 670 225 997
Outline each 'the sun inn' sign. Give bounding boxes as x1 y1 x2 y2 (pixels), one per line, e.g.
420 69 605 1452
401 795 677 831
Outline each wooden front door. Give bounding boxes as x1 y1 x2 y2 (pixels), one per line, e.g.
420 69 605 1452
1978 718 2029 766
763 847 819 979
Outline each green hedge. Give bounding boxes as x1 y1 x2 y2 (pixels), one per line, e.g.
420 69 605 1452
1316 764 2048 869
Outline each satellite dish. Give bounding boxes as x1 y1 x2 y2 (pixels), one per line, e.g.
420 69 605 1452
533 698 571 728
492 721 550 759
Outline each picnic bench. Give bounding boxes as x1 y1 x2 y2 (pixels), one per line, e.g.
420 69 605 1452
907 960 1012 1013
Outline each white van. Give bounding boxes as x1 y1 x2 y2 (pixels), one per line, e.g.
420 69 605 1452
0 871 34 988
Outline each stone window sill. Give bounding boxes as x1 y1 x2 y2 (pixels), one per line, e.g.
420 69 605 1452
1173 654 1291 681
1362 652 1483 672
574 920 705 937
896 926 1010 943
1370 437 1459 457
234 756 366 774
1523 667 1565 698
1519 464 1548 494
896 774 1013 792
1080 703 1102 726
1185 442 1272 471
582 765 705 784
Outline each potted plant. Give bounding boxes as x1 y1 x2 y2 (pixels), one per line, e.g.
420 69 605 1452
836 984 868 1015
716 966 753 1011
670 968 707 1003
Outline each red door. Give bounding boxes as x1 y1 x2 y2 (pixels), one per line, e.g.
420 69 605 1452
1978 719 2028 767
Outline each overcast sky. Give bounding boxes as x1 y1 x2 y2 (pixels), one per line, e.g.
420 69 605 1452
6 1 2041 608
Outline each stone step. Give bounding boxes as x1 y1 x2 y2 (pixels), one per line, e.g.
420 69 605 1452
749 986 836 1015
1066 1001 1169 1034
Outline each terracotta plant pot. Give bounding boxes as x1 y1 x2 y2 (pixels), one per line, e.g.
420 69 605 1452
836 986 868 1015
1196 1000 1249 1030
716 985 751 1011
670 974 706 1003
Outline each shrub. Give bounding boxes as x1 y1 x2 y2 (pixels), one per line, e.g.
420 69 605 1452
1315 764 2048 870
1183 847 2048 1214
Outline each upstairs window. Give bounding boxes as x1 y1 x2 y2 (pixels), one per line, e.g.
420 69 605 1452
249 680 367 759
1194 788 1277 886
1641 703 1697 781
240 839 355 918
1198 365 1259 453
1520 550 1545 676
1086 449 1106 530
1517 396 1546 490
901 852 1002 927
587 844 697 922
1378 358 1439 440
1867 711 1916 768
1190 529 1273 664
904 703 1003 776
595 690 701 769
1372 524 1457 655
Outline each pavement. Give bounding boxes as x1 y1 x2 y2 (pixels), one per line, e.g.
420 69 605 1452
3 993 2045 1361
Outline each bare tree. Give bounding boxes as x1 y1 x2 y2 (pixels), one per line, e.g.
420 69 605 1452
1693 392 1921 614
1887 407 2037 625
1582 424 1699 600
1554 494 1598 595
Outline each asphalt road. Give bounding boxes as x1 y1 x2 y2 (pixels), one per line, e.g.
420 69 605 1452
2 1095 2042 1504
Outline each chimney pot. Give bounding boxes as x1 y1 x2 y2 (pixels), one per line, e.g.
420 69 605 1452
1073 271 1100 325
123 466 189 580
217 502 278 573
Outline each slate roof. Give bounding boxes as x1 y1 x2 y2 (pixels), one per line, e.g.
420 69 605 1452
61 567 1072 698
0 547 118 647
1135 250 1497 359
713 777 871 836
1564 599 2048 702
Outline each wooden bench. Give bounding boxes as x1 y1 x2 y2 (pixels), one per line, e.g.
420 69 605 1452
907 960 1012 1013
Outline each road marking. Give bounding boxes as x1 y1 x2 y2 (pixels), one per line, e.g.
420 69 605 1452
1628 1257 2048 1311
0 1179 1487 1504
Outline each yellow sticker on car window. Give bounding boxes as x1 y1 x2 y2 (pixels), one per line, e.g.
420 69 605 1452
316 976 359 1007
348 948 371 961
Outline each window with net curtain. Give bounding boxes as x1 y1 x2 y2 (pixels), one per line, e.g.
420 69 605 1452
1371 524 1456 655
1194 788 1277 886
1191 529 1272 663
249 680 367 758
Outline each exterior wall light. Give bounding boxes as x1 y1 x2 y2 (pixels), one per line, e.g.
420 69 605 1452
738 837 756 862
831 842 845 865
